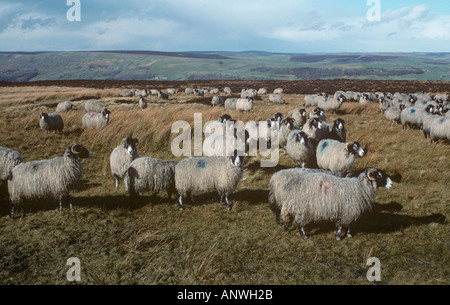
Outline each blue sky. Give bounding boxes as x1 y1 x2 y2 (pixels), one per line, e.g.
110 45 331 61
0 0 449 52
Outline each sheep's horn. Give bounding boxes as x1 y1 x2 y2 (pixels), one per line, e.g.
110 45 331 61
70 143 80 154
367 169 377 181
345 142 351 152
363 144 370 155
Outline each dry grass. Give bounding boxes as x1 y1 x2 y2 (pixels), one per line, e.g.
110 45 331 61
0 86 448 285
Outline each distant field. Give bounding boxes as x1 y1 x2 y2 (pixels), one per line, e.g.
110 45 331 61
0 51 449 82
0 80 448 285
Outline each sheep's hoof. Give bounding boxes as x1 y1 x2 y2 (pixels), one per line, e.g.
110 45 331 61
347 233 352 238
335 235 341 241
225 205 231 211
301 235 308 240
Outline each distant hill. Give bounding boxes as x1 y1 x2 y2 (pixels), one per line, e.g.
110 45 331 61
0 50 449 82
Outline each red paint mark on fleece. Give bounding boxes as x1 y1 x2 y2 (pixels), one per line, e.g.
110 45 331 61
320 182 331 195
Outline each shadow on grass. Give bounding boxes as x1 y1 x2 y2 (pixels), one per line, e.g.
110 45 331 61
245 160 292 175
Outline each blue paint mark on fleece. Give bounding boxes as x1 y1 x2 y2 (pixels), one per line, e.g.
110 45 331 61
410 108 416 114
320 141 328 153
197 159 207 169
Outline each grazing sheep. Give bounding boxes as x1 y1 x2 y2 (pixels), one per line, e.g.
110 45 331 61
285 130 315 168
224 87 232 95
384 104 406 125
429 116 450 144
211 96 224 107
292 108 307 127
209 88 220 95
139 97 148 109
241 88 257 98
56 101 73 113
318 95 346 113
327 118 347 143
110 137 139 191
0 146 23 182
316 139 365 172
7 144 92 219
273 88 284 94
193 89 204 97
269 93 285 104
82 108 111 129
302 118 328 148
400 106 431 130
236 98 254 112
120 90 134 97
224 98 238 110
158 91 169 100
85 100 106 113
125 157 177 200
270 167 393 240
308 107 326 122
39 112 64 134
175 151 244 210
304 93 328 107
257 88 268 95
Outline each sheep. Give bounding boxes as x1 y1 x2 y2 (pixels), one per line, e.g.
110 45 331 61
268 168 357 225
125 157 177 200
285 130 315 168
273 88 284 94
345 91 361 102
272 112 284 124
82 108 111 129
223 87 232 95
194 89 204 97
384 104 406 125
304 93 327 107
236 97 254 112
139 97 148 109
210 88 220 95
151 89 161 95
318 95 346 113
175 151 244 210
211 96 224 107
257 88 268 95
291 108 307 127
85 100 106 113
56 101 73 113
421 106 440 139
429 116 450 144
0 146 23 183
433 93 448 103
269 93 285 104
158 91 169 100
278 118 300 152
327 118 347 143
316 139 365 172
302 118 328 148
134 89 148 97
110 137 139 191
378 96 392 113
400 106 430 130
7 143 92 220
269 167 393 240
308 107 326 122
359 93 371 106
241 88 257 99
39 112 64 134
167 88 178 95
224 98 238 110
120 90 134 97
184 88 194 95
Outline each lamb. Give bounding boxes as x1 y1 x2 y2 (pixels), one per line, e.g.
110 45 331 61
0 146 23 183
110 137 139 191
139 97 148 109
429 116 450 144
82 108 111 129
269 94 285 104
269 167 393 240
316 139 365 172
7 143 92 219
224 98 238 110
211 96 224 107
39 112 64 134
308 107 326 122
158 91 169 100
384 104 406 125
318 95 346 113
125 157 177 200
285 130 315 168
56 101 73 113
327 118 347 142
224 87 232 95
85 100 106 113
291 108 307 127
175 151 244 210
236 97 254 112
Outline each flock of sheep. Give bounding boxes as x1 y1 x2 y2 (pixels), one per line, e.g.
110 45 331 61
1 86 448 241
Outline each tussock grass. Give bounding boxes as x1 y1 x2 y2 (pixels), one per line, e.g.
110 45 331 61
0 86 448 285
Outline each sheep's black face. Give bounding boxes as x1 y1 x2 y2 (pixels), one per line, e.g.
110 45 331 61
309 118 319 129
347 141 365 157
123 137 139 155
39 113 48 121
295 131 308 145
228 150 245 167
425 105 435 114
399 104 406 111
102 109 111 119
220 114 232 123
300 109 306 117
70 144 93 159
273 112 284 121
367 168 393 189
334 118 345 131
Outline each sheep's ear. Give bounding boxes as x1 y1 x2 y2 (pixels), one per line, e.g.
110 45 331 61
367 169 378 181
122 138 128 145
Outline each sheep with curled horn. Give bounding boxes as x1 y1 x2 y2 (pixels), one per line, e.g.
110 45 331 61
7 144 92 220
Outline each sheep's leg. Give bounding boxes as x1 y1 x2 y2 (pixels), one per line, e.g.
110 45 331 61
275 208 281 225
189 193 195 204
59 195 64 212
224 192 231 210
177 195 183 211
346 225 352 238
335 225 342 241
298 225 308 240
124 179 129 192
218 193 223 205
10 202 15 220
115 178 119 189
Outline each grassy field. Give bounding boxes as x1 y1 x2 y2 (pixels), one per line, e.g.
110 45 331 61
0 83 448 285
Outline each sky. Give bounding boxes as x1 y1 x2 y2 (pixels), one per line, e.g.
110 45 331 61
0 0 449 53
